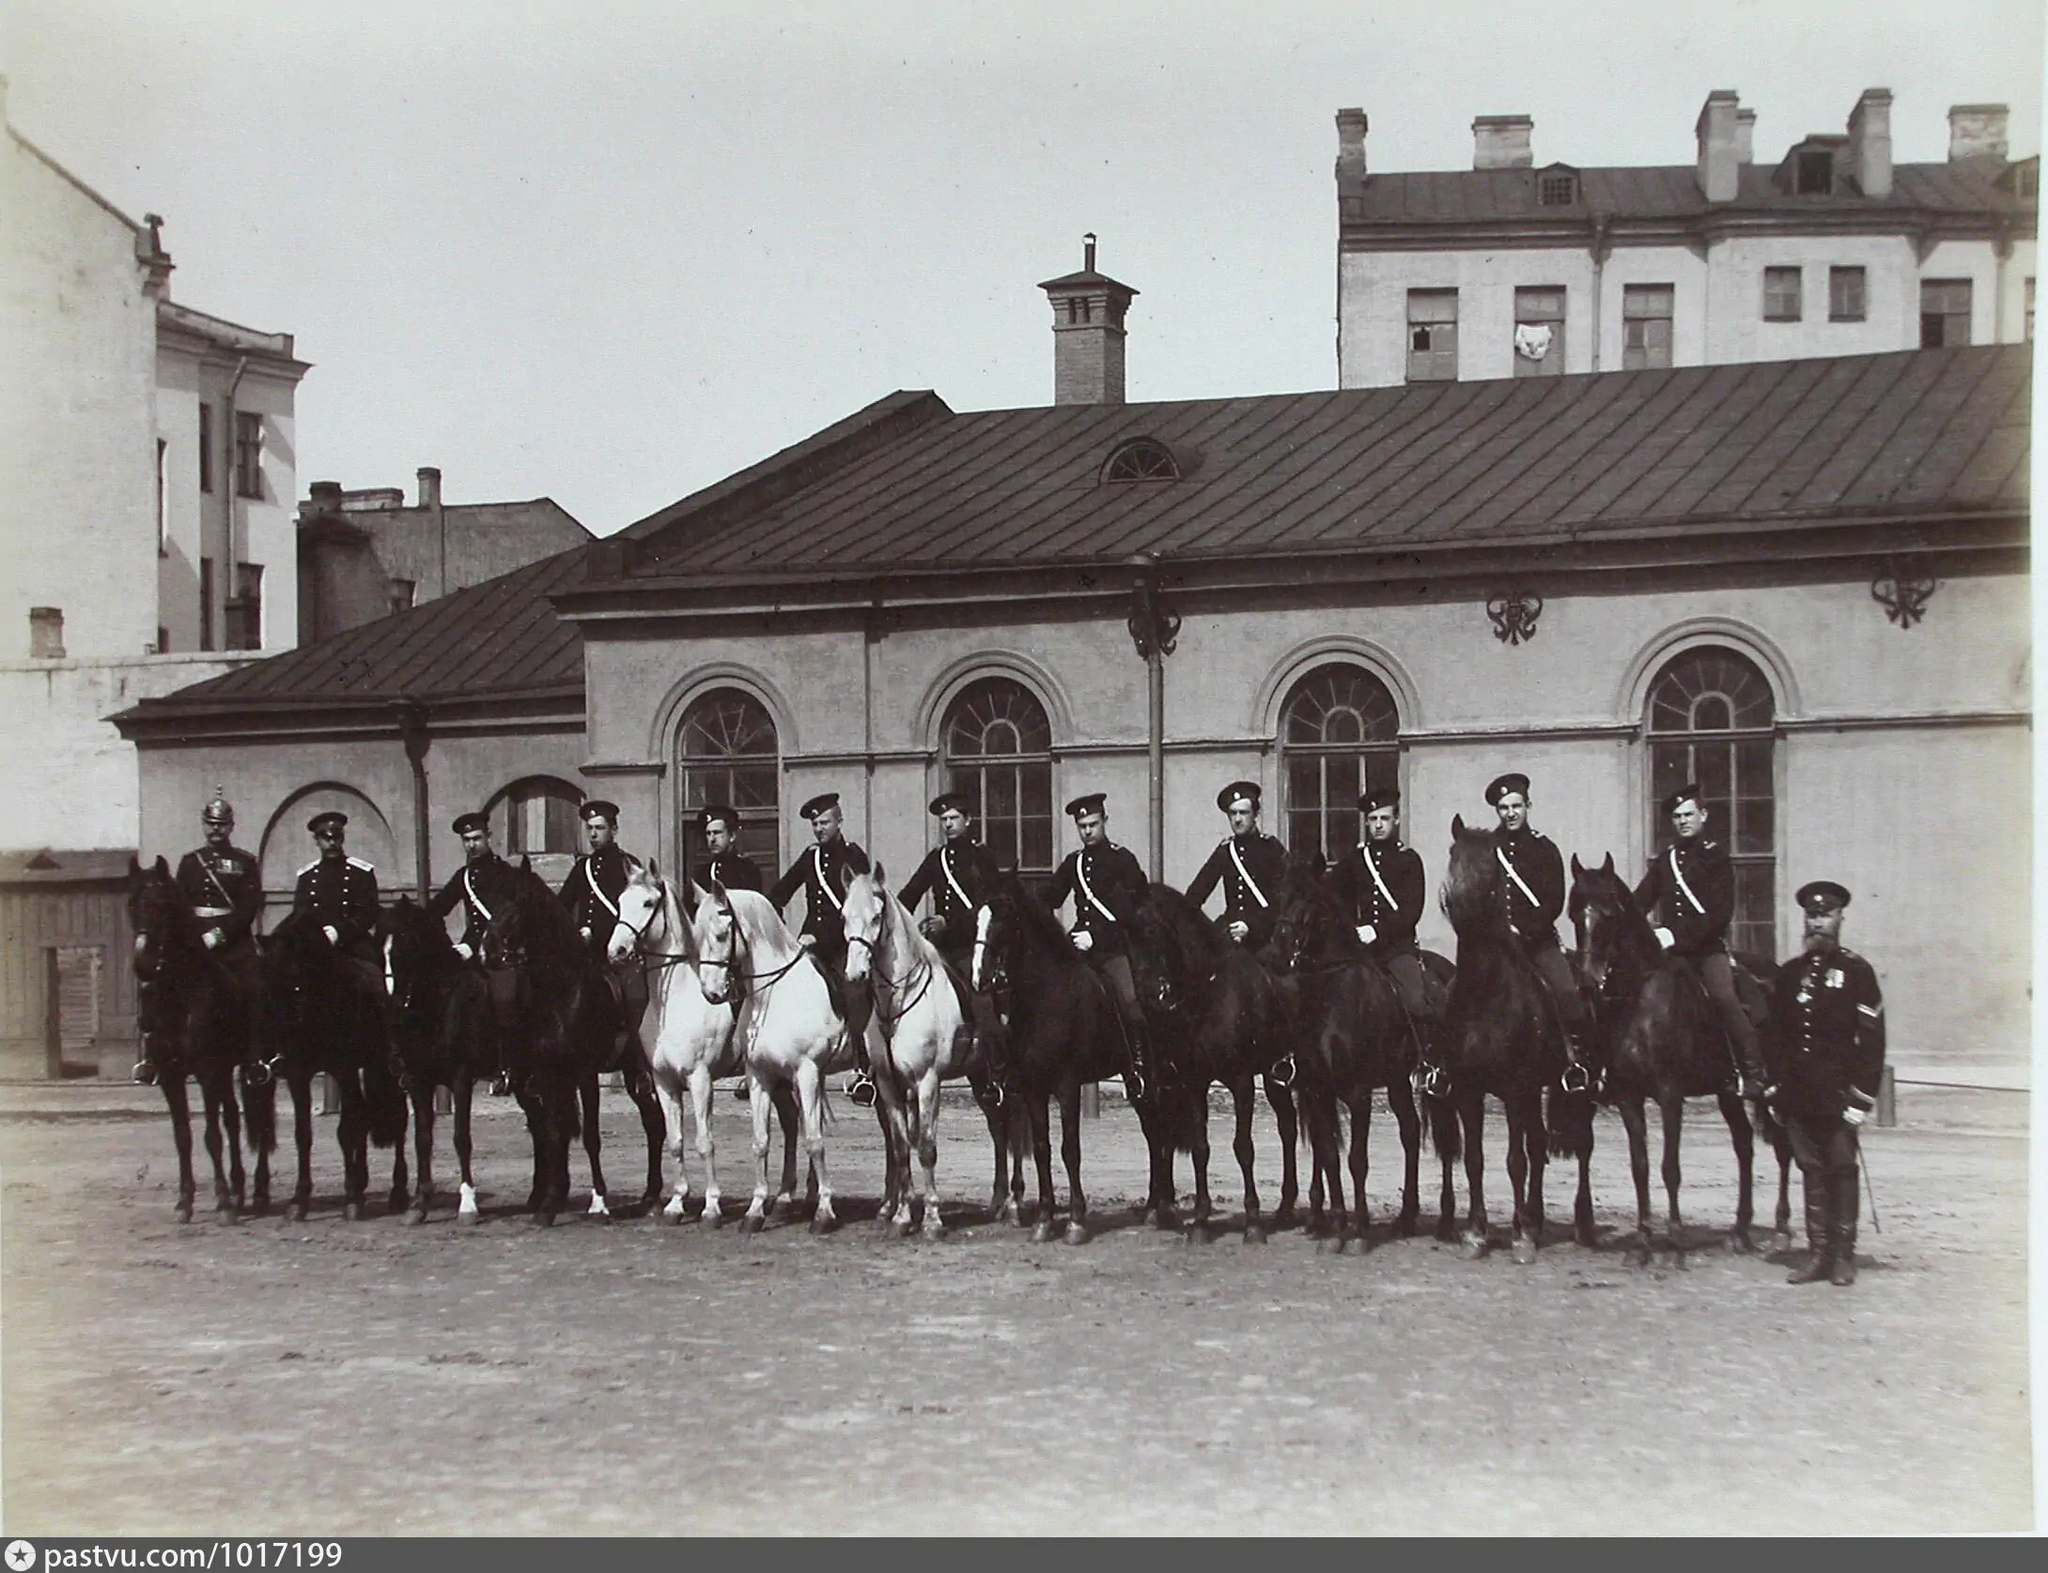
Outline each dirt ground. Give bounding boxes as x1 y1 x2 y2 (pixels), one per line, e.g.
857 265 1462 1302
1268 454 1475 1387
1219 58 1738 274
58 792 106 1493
0 1074 2032 1537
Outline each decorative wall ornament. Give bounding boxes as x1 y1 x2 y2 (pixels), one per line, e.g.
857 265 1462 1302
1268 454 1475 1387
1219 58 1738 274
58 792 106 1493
1871 560 1937 628
1127 581 1181 660
1487 590 1544 645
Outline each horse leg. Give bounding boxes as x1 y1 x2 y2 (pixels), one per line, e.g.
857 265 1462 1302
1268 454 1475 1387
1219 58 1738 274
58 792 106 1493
627 1060 667 1216
288 1072 315 1222
408 1084 435 1223
1266 1078 1300 1231
1720 1090 1759 1254
580 1075 611 1220
1231 1076 1263 1244
160 1073 198 1222
916 1067 946 1241
769 1080 804 1220
220 1072 248 1214
1346 1093 1373 1253
1504 1097 1534 1264
1524 1087 1549 1258
1028 1095 1059 1243
1771 1129 1795 1252
1059 1078 1089 1245
739 1073 774 1234
875 1070 913 1237
1388 1075 1422 1237
1185 1086 1215 1237
657 1069 690 1221
688 1063 721 1225
244 1072 275 1215
1659 1092 1687 1258
198 1076 234 1218
454 1072 481 1224
796 1058 836 1236
1459 1091 1489 1258
1616 1095 1653 1265
1307 1092 1343 1244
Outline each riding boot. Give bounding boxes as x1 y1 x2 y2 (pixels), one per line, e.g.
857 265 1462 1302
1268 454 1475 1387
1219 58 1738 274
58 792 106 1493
1829 1171 1860 1286
1786 1177 1835 1284
1123 1017 1155 1102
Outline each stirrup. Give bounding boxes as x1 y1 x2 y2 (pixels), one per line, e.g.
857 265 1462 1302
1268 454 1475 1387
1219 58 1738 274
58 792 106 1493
1560 1061 1591 1095
1412 1063 1450 1101
242 1058 274 1090
847 1070 878 1108
1266 1054 1297 1091
133 1059 159 1087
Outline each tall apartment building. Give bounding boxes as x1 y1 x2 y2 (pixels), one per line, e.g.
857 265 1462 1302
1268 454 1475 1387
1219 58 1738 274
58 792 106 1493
1335 90 2038 387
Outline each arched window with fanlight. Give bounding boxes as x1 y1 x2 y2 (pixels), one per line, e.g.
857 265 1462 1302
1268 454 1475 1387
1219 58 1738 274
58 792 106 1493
676 688 780 877
488 776 584 885
1646 646 1777 958
1279 664 1401 862
942 677 1054 884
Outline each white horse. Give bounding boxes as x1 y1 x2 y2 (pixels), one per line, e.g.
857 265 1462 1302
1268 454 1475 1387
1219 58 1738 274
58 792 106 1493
692 882 856 1235
607 863 806 1226
840 865 972 1239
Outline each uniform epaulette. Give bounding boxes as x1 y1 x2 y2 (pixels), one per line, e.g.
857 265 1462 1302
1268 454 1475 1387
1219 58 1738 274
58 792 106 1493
296 859 319 876
347 856 375 872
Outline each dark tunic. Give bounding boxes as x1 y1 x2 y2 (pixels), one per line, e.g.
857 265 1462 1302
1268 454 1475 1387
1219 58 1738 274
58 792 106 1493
291 853 382 964
1043 841 1148 958
1632 836 1735 957
426 853 524 950
768 836 872 958
897 838 1005 963
175 845 263 952
1494 825 1566 949
1326 838 1426 957
557 844 644 959
1184 831 1289 951
696 850 764 895
1765 945 1886 1127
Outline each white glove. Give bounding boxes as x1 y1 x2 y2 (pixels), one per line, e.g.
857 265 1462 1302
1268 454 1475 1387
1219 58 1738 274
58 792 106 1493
1071 930 1094 953
1226 920 1249 943
453 941 474 961
1653 927 1675 951
797 934 817 951
1842 1104 1867 1128
202 929 224 951
1356 924 1377 945
578 926 592 942
321 925 340 945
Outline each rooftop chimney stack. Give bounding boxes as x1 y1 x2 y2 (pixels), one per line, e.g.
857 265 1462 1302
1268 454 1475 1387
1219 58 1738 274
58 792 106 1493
1038 235 1138 407
1847 88 1893 196
1948 103 2010 162
1472 114 1534 169
417 467 442 510
1735 108 1757 164
1335 107 1369 192
1695 90 1742 202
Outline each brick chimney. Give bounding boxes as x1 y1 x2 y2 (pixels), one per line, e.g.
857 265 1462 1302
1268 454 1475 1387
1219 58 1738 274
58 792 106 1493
417 467 442 509
1736 108 1756 164
299 480 345 523
1472 115 1533 169
1037 235 1138 406
1948 103 2010 162
1847 88 1893 196
1695 91 1742 202
1335 107 1368 195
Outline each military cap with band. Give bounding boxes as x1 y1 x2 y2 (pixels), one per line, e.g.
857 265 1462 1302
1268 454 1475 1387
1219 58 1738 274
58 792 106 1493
1796 880 1852 914
698 804 741 832
307 811 349 836
580 800 620 824
1661 783 1705 817
1216 780 1261 814
928 790 974 818
799 792 842 821
1484 772 1531 807
1359 787 1401 815
451 812 490 836
1064 792 1108 820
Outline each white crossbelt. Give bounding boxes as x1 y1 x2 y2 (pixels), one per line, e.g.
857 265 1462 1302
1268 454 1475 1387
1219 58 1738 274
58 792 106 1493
1361 845 1400 914
1668 846 1706 915
584 860 620 918
940 849 975 912
463 868 493 924
812 845 844 912
1496 847 1541 911
1075 856 1118 925
1226 839 1270 909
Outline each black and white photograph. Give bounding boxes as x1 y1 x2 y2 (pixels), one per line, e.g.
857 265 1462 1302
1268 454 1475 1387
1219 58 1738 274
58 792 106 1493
0 0 2041 1539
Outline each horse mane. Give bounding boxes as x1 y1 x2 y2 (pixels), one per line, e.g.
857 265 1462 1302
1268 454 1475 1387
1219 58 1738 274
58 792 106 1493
989 871 1073 960
1441 817 1510 941
658 872 699 963
719 885 799 955
1140 881 1225 983
505 863 589 981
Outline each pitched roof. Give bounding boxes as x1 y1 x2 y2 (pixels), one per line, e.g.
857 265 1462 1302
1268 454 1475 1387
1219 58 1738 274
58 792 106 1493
120 344 2029 722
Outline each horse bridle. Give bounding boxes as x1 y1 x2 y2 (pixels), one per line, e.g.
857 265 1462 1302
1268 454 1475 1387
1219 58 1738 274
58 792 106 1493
849 926 936 1028
614 885 693 974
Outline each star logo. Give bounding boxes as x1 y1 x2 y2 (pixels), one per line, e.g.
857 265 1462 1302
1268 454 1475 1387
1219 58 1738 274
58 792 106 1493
6 1540 38 1571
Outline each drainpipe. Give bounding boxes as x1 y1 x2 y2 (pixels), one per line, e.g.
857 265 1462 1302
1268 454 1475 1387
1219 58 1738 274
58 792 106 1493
1588 215 1611 370
394 698 431 898
863 605 879 852
222 355 251 639
1124 553 1180 882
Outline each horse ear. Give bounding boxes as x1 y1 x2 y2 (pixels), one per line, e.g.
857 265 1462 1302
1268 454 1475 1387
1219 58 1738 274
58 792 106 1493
1601 851 1615 874
1451 813 1465 838
1570 853 1583 875
154 854 170 875
872 860 886 886
520 855 533 874
647 857 661 880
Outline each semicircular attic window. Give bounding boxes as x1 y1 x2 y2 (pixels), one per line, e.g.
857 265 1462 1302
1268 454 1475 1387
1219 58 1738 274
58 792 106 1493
1101 438 1180 484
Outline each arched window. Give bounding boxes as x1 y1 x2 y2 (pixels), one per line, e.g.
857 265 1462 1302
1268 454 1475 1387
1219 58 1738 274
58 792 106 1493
942 677 1054 881
491 777 583 857
1646 646 1777 958
677 688 780 875
1279 663 1400 861
1101 438 1180 483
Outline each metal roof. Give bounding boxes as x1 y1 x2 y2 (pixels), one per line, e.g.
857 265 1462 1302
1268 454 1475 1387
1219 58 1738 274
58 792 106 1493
122 344 2029 720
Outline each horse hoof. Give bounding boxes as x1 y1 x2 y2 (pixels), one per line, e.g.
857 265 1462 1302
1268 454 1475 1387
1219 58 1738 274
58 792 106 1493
885 1218 911 1240
1669 1248 1690 1271
1330 1234 1349 1256
1772 1230 1795 1255
1461 1234 1488 1261
174 1201 194 1224
1628 1244 1652 1269
408 1206 430 1226
703 1205 727 1229
1064 1221 1090 1246
1243 1223 1266 1246
538 1211 559 1229
288 1202 309 1224
1030 1221 1055 1244
457 1209 481 1227
389 1192 410 1214
1272 1205 1299 1232
342 1201 366 1223
1434 1219 1460 1244
1510 1236 1538 1266
1393 1212 1418 1239
1154 1208 1179 1233
922 1222 948 1243
809 1214 837 1237
738 1212 765 1236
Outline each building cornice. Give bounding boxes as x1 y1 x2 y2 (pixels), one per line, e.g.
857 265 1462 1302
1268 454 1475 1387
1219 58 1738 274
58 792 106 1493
1338 206 2035 256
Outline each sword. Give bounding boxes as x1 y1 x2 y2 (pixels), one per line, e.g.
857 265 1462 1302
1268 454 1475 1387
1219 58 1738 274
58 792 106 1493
1858 1135 1882 1234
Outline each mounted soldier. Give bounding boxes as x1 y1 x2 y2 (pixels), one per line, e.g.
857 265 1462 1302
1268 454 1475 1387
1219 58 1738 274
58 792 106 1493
557 799 650 1057
426 812 525 1093
1043 792 1157 1096
1326 786 1445 1098
897 789 1009 1085
1765 881 1886 1287
768 791 875 1095
1485 772 1593 1086
1184 780 1288 953
694 804 764 895
1632 783 1770 1103
162 789 268 1085
290 810 385 1013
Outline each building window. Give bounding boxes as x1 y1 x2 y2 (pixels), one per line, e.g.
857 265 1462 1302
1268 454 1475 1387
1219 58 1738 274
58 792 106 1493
1513 287 1566 377
1621 285 1674 370
1646 647 1776 959
234 412 263 499
198 403 214 494
1101 438 1179 483
1828 266 1867 322
224 563 263 651
28 607 65 660
942 677 1054 884
494 778 583 858
156 439 169 556
1539 172 1577 206
677 688 780 877
388 578 417 615
1795 149 1833 195
1921 279 1973 347
1763 267 1802 322
1279 664 1400 863
199 556 215 652
1406 289 1459 382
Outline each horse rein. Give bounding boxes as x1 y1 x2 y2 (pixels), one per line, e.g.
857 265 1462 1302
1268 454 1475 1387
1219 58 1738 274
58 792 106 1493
849 928 937 1028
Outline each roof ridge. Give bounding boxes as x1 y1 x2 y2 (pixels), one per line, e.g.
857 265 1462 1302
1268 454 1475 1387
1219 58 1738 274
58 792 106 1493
8 126 143 233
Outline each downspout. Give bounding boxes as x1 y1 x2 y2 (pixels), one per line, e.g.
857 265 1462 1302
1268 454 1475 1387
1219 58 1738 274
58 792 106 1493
1993 219 2012 342
1587 215 1611 370
222 355 250 640
1125 553 1179 883
395 698 431 899
863 605 878 852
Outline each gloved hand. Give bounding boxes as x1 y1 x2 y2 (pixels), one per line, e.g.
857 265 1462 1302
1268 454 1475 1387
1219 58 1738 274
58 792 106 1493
578 926 592 942
919 916 948 939
321 925 340 945
1226 920 1249 943
1653 927 1676 951
453 941 474 961
797 934 817 951
202 929 224 951
1071 930 1094 953
1842 1104 1867 1128
1355 924 1377 946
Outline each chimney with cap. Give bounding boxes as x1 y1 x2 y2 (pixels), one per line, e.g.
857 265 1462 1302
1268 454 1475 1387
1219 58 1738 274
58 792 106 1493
417 467 441 510
1335 107 1369 193
1037 234 1138 406
1846 89 1893 196
1736 108 1756 164
1696 90 1742 202
1472 114 1533 169
1948 103 2010 163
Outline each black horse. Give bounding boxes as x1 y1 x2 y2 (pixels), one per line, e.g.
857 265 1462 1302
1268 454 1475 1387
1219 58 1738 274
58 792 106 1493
259 909 409 1221
1127 883 1297 1242
1434 816 1596 1262
382 895 499 1224
484 861 665 1225
974 873 1148 1244
1568 853 1794 1261
126 857 276 1221
1265 852 1433 1250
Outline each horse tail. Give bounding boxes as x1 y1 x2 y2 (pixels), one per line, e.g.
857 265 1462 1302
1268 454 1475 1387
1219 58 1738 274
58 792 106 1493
242 1071 278 1157
1545 1085 1595 1162
366 1056 409 1149
1157 1080 1206 1154
1427 1091 1461 1161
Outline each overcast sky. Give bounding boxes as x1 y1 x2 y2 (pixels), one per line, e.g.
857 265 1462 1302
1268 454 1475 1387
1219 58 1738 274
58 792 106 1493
5 0 2044 535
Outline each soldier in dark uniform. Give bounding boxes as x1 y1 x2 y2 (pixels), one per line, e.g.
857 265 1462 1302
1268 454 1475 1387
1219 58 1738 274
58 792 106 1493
426 812 526 1091
695 805 764 895
161 790 267 1084
1633 783 1769 1101
1043 792 1157 1095
290 811 385 1013
768 792 875 1089
557 799 649 1052
897 790 1009 1084
1184 780 1288 953
1327 787 1444 1097
1765 881 1886 1287
1486 773 1592 1085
